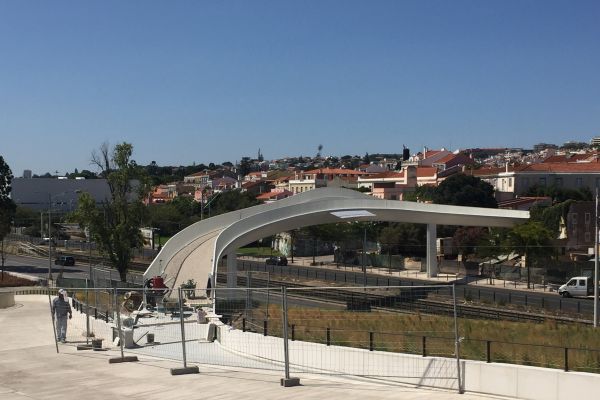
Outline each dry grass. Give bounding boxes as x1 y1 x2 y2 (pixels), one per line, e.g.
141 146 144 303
0 273 37 287
235 304 600 373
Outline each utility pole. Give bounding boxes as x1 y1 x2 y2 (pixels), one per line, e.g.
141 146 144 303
48 194 53 285
595 188 599 327
362 225 367 288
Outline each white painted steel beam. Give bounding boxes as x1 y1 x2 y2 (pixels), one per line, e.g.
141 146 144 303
143 188 529 292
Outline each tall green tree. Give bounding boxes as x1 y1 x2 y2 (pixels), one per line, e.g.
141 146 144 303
211 189 259 216
504 222 553 289
73 143 148 281
0 156 16 275
432 173 497 208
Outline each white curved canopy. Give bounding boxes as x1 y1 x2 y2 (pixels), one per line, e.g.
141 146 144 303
143 187 529 291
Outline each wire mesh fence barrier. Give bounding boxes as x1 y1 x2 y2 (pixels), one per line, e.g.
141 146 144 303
45 284 600 383
186 287 288 371
233 263 596 322
281 285 460 386
55 288 115 349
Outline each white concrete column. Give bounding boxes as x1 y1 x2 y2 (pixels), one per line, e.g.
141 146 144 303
426 223 438 277
226 250 237 288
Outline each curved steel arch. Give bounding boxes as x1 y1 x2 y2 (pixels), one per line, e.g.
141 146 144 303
144 188 529 292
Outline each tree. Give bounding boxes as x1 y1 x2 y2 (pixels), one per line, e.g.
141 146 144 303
432 173 497 208
73 143 148 281
452 226 487 262
238 157 253 177
0 156 16 276
504 222 553 289
211 189 260 216
525 184 591 203
377 222 426 257
403 185 435 203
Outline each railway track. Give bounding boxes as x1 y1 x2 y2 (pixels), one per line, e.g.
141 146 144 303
216 273 592 325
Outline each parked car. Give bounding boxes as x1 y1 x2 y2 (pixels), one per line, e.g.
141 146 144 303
558 276 595 297
54 256 75 266
265 256 288 266
41 237 56 246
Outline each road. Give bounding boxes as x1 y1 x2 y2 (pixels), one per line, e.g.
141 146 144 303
2 254 144 287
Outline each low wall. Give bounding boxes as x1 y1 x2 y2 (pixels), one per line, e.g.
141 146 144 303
216 324 600 399
0 290 15 308
464 361 600 400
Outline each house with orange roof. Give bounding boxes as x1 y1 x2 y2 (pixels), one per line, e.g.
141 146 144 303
406 147 453 167
542 152 598 164
357 167 417 200
255 188 294 203
431 153 474 171
147 183 178 204
472 162 600 201
416 166 440 186
288 168 368 194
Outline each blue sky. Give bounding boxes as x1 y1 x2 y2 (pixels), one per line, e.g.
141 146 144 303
1 0 599 176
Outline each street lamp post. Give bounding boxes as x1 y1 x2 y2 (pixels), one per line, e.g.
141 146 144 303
38 190 81 286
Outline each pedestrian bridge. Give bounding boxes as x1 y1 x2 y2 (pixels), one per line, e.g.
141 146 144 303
143 187 529 293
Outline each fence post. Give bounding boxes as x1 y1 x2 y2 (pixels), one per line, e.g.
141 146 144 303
169 287 199 375
263 320 268 336
242 318 246 332
85 279 90 345
369 332 374 351
452 285 464 394
486 341 491 363
564 348 569 372
47 288 59 354
281 286 299 386
116 289 124 359
422 336 427 357
291 324 295 341
326 327 331 346
108 288 138 364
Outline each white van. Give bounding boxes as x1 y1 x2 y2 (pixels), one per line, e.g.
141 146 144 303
558 277 594 298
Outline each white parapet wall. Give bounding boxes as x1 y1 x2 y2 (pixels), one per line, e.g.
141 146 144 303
464 361 600 400
216 324 600 399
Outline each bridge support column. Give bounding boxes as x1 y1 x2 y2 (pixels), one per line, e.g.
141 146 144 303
226 251 237 288
427 223 438 278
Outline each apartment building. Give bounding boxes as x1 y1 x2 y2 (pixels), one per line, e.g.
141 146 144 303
288 168 367 194
473 162 600 201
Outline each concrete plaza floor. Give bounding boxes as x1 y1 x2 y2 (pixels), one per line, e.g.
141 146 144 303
0 295 502 400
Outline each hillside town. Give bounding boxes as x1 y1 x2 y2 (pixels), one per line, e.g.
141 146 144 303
7 139 600 262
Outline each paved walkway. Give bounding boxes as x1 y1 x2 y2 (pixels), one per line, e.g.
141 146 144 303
0 295 499 400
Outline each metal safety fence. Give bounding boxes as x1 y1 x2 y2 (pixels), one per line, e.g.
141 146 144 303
47 284 462 390
43 283 600 390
